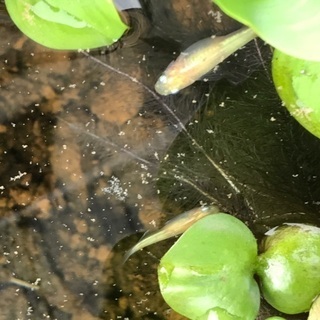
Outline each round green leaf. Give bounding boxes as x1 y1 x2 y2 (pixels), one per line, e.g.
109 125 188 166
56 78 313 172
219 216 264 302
257 224 320 314
213 0 320 61
272 49 320 139
5 0 128 49
158 213 260 320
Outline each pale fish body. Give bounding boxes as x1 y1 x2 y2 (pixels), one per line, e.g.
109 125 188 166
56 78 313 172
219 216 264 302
155 26 256 96
123 205 220 262
309 294 320 320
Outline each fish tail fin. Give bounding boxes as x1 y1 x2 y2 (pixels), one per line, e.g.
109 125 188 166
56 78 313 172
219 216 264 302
122 230 152 264
122 247 135 264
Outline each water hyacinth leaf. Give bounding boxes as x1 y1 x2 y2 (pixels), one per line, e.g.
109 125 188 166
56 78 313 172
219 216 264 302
257 224 320 314
5 0 128 49
272 49 320 139
213 0 320 61
158 213 260 320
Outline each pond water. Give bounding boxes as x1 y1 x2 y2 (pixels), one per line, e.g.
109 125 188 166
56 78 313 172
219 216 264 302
0 1 319 319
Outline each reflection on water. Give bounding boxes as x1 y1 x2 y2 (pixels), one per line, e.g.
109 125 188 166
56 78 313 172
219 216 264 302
0 1 317 319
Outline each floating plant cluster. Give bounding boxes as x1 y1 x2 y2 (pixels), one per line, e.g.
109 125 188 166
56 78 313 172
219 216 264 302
154 210 320 319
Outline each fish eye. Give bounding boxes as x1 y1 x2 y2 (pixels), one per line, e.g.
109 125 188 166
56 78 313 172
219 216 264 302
159 75 167 84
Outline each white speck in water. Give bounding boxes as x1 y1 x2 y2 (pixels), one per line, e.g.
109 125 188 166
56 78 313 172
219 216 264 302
10 171 27 182
149 220 157 227
208 10 222 23
213 65 219 72
102 176 128 201
27 306 33 316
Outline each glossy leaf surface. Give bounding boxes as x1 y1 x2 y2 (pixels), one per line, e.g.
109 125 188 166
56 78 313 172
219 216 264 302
5 0 128 49
158 213 259 320
213 0 320 61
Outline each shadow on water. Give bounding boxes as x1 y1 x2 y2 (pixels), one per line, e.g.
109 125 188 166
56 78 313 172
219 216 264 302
0 0 318 319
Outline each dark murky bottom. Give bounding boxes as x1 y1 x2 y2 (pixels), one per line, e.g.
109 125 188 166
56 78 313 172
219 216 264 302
0 1 318 319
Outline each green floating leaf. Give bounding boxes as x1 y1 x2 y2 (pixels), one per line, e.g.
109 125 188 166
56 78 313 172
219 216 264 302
213 0 320 61
257 224 320 314
158 213 260 320
5 0 128 49
272 49 320 139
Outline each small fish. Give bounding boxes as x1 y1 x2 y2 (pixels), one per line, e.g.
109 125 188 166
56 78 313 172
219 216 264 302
155 26 256 96
123 205 220 262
